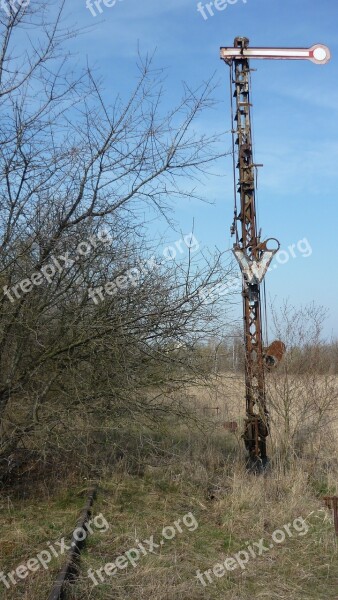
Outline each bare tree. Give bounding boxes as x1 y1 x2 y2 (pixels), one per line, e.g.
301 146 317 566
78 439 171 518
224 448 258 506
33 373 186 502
267 301 338 466
0 1 236 470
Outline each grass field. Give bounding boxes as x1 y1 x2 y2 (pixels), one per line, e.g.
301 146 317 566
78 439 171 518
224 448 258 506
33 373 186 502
0 374 337 599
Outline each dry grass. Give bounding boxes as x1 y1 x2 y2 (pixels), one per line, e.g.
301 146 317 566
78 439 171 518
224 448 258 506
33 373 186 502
0 484 96 599
0 373 337 599
73 460 338 599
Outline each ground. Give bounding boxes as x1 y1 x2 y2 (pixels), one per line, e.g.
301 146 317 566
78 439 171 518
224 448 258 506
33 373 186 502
0 375 337 599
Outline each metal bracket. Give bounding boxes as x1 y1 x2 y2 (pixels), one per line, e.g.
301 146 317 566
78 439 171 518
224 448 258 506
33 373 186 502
233 238 280 285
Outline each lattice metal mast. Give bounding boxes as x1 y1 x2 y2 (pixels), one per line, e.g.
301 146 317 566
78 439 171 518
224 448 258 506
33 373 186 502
229 37 277 468
220 37 330 470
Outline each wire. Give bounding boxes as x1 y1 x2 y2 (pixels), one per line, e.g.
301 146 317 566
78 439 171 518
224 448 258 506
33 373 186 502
248 69 260 238
229 61 239 244
249 68 268 348
262 278 269 348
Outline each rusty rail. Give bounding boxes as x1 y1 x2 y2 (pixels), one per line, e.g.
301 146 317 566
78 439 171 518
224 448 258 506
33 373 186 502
48 486 97 600
223 421 239 432
323 496 338 536
203 406 220 416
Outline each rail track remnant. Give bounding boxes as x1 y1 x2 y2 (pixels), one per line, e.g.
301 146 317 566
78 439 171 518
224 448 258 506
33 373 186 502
48 486 97 600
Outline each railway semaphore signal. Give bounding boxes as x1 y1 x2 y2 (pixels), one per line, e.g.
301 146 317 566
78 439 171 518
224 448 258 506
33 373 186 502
220 37 330 471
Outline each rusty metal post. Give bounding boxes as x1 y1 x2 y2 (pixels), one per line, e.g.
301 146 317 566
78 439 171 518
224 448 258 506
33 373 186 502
323 496 338 536
334 498 338 535
222 37 279 471
220 37 330 472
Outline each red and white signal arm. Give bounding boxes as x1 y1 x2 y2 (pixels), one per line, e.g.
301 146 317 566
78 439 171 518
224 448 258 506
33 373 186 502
220 44 331 65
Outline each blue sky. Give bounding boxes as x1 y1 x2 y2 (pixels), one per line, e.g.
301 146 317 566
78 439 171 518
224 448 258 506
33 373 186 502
64 0 337 337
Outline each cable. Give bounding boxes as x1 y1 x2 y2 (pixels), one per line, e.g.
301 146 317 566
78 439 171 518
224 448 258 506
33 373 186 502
249 70 269 349
262 279 269 348
248 69 260 238
229 61 239 244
